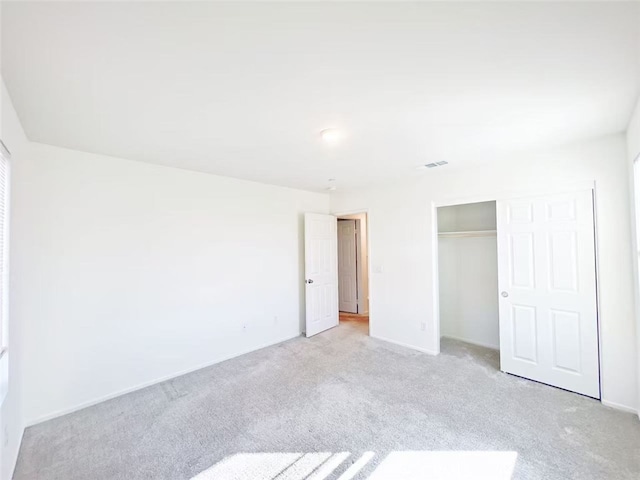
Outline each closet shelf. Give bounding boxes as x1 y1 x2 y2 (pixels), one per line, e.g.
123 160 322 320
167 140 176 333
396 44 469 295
438 229 497 238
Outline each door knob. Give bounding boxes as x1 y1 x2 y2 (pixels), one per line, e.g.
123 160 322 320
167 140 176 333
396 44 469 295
306 279 314 284
501 291 509 298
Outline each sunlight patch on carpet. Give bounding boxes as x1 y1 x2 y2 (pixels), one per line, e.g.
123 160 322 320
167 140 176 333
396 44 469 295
191 450 518 480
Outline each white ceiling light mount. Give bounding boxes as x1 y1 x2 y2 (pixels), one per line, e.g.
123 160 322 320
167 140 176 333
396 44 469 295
320 128 343 145
326 178 337 191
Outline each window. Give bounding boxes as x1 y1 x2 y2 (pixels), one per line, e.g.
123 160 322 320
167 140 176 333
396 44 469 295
0 139 9 405
635 156 640 264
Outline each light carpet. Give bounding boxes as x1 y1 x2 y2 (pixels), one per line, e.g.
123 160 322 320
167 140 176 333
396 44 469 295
14 319 640 479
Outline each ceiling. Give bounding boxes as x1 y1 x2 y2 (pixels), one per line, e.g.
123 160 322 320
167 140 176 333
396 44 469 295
2 2 639 192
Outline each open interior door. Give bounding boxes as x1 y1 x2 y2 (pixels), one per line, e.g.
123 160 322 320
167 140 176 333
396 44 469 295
496 190 600 398
305 213 339 337
338 219 358 313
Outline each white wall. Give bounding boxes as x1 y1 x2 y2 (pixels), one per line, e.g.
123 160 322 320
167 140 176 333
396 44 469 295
626 94 640 417
438 202 498 349
331 134 638 412
14 143 329 424
0 79 28 479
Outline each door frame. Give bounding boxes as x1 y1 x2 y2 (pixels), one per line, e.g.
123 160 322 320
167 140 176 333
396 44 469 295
334 209 371 332
430 181 602 396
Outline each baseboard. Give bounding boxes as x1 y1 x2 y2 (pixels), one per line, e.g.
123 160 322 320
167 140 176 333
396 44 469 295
371 334 438 355
601 399 638 415
440 334 499 351
26 332 302 426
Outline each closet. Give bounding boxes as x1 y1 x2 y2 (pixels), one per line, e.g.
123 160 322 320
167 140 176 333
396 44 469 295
436 191 600 398
437 201 499 349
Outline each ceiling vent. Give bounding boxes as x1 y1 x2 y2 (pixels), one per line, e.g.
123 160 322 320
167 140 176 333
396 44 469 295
424 161 449 168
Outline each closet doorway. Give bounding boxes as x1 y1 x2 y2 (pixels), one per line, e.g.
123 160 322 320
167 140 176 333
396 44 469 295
435 190 601 399
437 201 499 350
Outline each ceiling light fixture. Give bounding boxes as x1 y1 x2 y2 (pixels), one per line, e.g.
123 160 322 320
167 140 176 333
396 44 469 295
320 128 342 144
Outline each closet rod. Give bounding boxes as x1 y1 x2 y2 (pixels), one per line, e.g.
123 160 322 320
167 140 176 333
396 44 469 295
438 230 497 238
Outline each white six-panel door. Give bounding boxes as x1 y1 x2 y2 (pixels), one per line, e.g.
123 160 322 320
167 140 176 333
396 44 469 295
338 219 358 313
304 213 339 337
496 190 600 398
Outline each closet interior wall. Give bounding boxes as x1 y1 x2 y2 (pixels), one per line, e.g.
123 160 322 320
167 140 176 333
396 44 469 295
437 201 500 349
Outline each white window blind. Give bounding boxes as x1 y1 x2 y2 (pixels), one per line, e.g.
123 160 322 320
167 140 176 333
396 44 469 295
0 142 9 355
635 156 640 259
0 141 9 405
